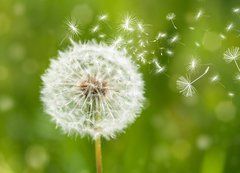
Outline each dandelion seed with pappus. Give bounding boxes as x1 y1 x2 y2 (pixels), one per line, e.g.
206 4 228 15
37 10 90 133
166 12 178 29
177 67 209 97
224 47 240 72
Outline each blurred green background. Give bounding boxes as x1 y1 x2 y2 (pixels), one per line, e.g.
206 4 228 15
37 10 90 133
1 0 240 172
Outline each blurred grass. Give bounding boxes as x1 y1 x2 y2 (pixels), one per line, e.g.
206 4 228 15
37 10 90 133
1 0 240 173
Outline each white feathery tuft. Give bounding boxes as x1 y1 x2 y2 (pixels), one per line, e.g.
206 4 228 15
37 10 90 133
223 47 240 63
41 41 145 139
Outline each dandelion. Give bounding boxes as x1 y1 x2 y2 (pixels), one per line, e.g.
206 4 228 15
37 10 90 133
223 47 240 72
177 67 209 97
166 12 177 29
41 41 145 173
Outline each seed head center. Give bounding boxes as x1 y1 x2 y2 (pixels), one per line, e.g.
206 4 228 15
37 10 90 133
80 77 108 96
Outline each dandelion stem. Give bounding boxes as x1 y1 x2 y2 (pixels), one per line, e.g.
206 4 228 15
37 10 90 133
234 59 240 72
171 20 177 29
191 66 209 84
95 136 102 173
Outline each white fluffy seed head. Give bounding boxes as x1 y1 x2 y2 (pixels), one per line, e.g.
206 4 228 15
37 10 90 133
41 41 145 140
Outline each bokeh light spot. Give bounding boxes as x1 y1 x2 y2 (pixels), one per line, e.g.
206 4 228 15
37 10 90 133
215 101 236 122
25 145 49 170
202 32 222 51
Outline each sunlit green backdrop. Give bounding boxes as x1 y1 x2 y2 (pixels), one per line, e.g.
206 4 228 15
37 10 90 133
1 0 240 173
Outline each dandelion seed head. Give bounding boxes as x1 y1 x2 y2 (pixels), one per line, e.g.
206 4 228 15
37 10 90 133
223 47 240 63
41 41 145 139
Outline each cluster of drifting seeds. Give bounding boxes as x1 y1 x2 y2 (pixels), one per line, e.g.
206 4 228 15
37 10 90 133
65 13 181 76
63 9 240 98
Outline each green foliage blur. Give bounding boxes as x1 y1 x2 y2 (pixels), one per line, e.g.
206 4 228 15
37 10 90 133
1 0 240 173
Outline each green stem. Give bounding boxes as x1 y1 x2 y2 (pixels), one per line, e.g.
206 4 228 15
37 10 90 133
95 136 102 173
234 59 240 73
